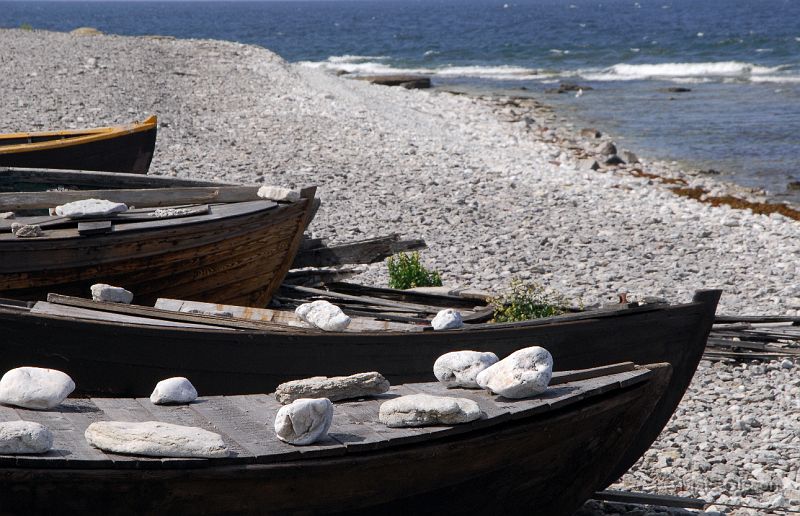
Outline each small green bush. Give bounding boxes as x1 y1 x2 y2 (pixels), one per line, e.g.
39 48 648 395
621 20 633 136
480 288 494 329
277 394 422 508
387 252 443 290
490 278 566 323
20 23 33 31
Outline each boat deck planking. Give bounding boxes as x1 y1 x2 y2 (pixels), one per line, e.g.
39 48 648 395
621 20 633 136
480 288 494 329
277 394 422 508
0 367 650 468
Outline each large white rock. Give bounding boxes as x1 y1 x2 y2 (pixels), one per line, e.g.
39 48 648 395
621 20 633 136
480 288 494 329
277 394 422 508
431 309 464 330
433 351 499 388
0 421 53 454
0 367 75 409
85 421 230 458
379 394 481 427
54 198 128 218
90 283 134 304
257 185 300 203
274 398 333 445
295 300 351 331
150 377 198 405
476 346 553 399
275 372 390 404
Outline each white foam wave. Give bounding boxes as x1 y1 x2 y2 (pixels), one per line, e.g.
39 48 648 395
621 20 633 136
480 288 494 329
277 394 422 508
326 55 389 64
299 60 547 80
579 61 791 82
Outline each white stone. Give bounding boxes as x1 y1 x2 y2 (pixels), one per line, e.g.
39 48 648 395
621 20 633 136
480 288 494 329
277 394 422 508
434 351 499 388
54 198 128 218
85 421 230 458
257 185 300 203
0 421 53 454
0 212 14 219
431 309 464 330
10 223 43 238
476 346 553 399
274 398 333 445
378 394 481 427
90 283 134 304
150 377 198 405
275 372 389 404
0 367 75 409
295 300 351 331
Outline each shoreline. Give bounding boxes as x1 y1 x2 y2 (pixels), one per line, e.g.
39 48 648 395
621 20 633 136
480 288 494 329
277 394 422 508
1 29 798 513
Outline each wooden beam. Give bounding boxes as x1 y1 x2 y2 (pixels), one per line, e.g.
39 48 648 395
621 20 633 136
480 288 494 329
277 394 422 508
592 490 707 509
0 167 229 189
291 234 427 268
282 284 447 315
0 186 262 211
45 294 312 333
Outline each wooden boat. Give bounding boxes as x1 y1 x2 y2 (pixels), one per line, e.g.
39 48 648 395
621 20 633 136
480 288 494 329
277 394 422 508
0 363 673 515
0 176 318 305
0 116 158 174
0 289 719 490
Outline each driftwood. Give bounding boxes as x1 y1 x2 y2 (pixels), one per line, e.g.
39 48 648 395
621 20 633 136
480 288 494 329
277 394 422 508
593 490 706 509
291 234 426 268
704 318 800 360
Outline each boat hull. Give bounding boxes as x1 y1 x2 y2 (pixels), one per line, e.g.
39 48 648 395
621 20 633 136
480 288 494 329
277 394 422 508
0 197 314 307
0 123 157 174
0 367 670 516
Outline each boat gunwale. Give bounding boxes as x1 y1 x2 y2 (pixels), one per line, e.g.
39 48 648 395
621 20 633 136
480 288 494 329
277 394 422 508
0 116 157 155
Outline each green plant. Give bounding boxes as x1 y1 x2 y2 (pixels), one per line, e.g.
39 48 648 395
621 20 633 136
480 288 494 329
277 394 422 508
490 278 566 323
20 23 33 31
386 252 443 290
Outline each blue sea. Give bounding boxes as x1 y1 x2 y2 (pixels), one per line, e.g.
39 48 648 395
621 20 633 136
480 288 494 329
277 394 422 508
2 0 799 202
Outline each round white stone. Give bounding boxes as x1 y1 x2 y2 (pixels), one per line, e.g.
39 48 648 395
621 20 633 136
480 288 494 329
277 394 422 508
54 198 128 218
274 398 333 445
431 309 464 330
433 350 499 388
150 377 198 405
0 421 53 454
295 300 351 331
90 283 134 304
378 393 481 427
476 346 553 399
0 367 75 410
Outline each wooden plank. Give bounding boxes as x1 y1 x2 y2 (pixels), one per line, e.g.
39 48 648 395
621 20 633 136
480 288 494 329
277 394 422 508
188 397 282 458
291 235 426 268
31 301 229 330
154 298 421 332
0 167 228 189
134 398 250 459
78 220 112 235
593 490 707 509
2 205 212 233
551 362 636 386
0 186 264 211
224 394 345 461
283 284 448 315
14 402 113 465
715 314 800 324
45 295 308 333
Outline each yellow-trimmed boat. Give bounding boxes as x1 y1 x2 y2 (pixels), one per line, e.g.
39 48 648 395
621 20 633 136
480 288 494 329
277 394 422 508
0 116 157 174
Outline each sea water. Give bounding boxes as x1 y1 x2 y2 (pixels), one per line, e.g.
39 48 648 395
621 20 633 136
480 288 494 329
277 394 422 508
2 0 799 202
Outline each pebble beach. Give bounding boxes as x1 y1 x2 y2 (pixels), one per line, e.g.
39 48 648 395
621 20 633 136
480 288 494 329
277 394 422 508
1 29 798 514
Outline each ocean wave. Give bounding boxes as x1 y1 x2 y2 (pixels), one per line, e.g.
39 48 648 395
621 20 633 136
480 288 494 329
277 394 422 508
579 61 793 82
326 55 389 64
299 60 547 80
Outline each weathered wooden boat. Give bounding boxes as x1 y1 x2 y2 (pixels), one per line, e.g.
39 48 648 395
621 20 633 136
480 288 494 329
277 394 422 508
0 116 158 174
0 363 672 515
0 289 720 489
0 180 318 305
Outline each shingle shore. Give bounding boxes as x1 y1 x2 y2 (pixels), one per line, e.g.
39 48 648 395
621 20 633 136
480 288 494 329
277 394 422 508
1 29 797 514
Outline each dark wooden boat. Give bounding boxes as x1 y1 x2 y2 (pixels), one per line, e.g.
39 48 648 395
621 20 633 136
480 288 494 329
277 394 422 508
0 117 158 174
0 363 672 516
0 174 318 305
0 289 720 490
